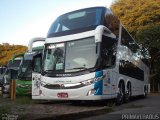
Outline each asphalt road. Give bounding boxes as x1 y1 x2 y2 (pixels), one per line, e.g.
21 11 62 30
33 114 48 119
80 93 160 120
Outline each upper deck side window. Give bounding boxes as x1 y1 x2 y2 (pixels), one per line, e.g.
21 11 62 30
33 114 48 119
121 27 140 54
104 9 120 37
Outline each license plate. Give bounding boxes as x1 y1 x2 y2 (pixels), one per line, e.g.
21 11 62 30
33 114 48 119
57 93 68 98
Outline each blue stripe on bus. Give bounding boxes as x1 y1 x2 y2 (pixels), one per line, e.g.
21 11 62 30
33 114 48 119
94 80 103 95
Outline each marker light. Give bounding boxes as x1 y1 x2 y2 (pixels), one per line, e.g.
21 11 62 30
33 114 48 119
95 71 103 78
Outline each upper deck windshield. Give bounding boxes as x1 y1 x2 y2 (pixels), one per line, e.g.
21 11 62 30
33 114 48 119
43 37 98 73
47 7 104 37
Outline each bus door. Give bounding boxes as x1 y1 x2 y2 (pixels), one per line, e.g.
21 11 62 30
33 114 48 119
100 36 117 96
102 70 112 95
32 53 42 96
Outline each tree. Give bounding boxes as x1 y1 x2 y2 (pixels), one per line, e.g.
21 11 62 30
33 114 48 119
136 25 160 66
0 43 27 66
136 25 160 92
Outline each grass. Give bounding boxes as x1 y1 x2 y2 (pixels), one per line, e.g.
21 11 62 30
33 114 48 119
15 96 33 105
126 104 144 109
107 102 116 107
0 105 11 118
0 96 33 120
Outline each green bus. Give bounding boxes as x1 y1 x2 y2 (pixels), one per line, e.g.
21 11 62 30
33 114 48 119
16 46 43 95
16 37 45 96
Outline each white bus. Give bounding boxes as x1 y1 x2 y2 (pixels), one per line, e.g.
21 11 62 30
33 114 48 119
32 7 150 104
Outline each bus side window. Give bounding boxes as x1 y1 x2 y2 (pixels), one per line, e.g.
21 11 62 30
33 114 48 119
101 36 117 68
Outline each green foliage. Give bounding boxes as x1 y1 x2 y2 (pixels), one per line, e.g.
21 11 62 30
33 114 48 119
0 105 11 117
0 43 27 66
15 96 33 105
136 25 160 51
127 104 144 109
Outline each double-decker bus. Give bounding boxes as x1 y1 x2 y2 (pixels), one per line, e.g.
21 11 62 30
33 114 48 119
32 7 150 104
16 37 45 95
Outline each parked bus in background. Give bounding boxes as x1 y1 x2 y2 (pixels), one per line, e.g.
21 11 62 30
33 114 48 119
32 7 150 104
1 54 23 97
16 37 45 96
0 67 6 94
0 67 6 86
0 67 6 76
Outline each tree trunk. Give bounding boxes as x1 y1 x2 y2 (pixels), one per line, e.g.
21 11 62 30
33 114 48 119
153 79 155 93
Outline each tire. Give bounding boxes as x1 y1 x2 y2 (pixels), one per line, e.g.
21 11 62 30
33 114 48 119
124 83 131 103
116 82 125 105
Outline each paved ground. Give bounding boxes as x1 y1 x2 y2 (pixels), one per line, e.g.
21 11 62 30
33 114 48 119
0 96 109 120
0 93 160 120
80 93 160 120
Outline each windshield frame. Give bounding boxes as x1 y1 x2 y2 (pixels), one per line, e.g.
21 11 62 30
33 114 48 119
42 37 100 76
18 52 39 80
18 59 32 80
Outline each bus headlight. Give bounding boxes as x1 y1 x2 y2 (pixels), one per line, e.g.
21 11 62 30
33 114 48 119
81 78 95 86
81 76 104 86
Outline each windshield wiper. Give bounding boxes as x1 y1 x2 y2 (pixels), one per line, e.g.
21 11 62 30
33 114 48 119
41 70 54 75
67 67 88 70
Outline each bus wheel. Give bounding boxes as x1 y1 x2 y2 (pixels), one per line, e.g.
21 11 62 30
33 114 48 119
116 82 124 105
124 83 131 103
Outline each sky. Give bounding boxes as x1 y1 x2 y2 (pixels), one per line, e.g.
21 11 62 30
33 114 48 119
0 0 114 47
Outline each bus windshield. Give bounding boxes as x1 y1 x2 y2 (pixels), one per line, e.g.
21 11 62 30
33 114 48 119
43 37 98 73
18 60 32 80
7 59 21 69
48 7 104 36
18 53 35 80
0 67 6 76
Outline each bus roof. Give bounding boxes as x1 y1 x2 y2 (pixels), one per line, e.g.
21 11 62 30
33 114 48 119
32 46 44 51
